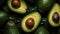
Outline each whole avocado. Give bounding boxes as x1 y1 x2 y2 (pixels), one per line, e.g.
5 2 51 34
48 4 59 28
37 0 55 13
34 26 49 34
0 11 8 26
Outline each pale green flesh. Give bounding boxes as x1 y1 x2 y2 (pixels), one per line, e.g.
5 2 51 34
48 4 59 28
8 0 27 14
48 3 60 27
59 7 60 23
21 12 41 32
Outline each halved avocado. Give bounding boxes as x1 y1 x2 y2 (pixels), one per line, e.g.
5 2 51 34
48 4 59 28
4 20 20 34
48 3 60 27
34 26 49 34
7 0 27 14
21 12 41 32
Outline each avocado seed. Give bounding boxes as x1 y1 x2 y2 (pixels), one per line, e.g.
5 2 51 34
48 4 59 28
26 18 34 29
11 0 21 8
52 12 59 23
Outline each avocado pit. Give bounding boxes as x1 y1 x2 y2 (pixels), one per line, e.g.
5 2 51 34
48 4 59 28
26 18 34 29
52 12 59 23
11 0 21 8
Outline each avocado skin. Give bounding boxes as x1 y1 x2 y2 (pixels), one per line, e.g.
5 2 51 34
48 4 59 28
0 11 8 26
34 26 49 34
37 0 55 14
4 21 20 34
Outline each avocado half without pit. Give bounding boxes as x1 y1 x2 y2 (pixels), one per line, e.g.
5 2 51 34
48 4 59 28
7 0 27 14
21 12 41 32
48 3 60 27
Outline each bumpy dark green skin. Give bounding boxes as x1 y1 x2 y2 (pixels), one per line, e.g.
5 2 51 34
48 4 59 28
0 11 8 25
34 26 49 34
37 0 55 11
4 21 20 34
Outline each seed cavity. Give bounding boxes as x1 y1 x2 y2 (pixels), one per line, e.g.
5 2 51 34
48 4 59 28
52 12 59 23
11 0 21 8
26 18 34 29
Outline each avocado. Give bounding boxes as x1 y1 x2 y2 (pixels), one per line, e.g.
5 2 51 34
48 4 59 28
7 0 27 14
34 26 49 34
37 0 55 13
0 11 8 26
4 20 20 34
21 12 41 32
48 3 60 27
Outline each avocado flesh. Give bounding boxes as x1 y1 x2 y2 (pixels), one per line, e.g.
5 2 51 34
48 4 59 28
59 5 60 23
34 26 49 34
8 0 27 14
48 3 60 27
5 21 20 34
21 12 41 32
